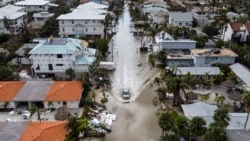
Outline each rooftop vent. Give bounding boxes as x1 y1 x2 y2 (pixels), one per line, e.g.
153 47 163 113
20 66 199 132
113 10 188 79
48 35 53 43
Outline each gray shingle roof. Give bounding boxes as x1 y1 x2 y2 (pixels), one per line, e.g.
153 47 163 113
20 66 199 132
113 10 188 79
169 12 193 22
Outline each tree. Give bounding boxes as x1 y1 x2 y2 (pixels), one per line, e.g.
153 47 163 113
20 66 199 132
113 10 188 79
157 50 167 67
189 116 207 141
29 105 41 122
95 38 109 57
0 66 13 81
174 116 189 138
215 39 225 48
3 16 10 32
65 115 88 141
204 106 230 140
101 97 108 105
158 112 175 140
242 89 250 129
145 23 163 43
202 24 219 37
39 17 59 37
65 68 76 80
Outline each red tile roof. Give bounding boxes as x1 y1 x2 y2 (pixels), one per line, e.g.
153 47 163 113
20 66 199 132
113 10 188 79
0 81 26 102
245 23 250 32
230 23 243 32
20 121 67 141
45 81 83 101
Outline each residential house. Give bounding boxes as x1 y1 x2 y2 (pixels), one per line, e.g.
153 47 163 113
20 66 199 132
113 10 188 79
29 37 96 77
0 81 26 109
20 121 67 141
57 2 109 38
0 0 12 6
0 4 26 34
15 43 37 65
226 12 240 21
12 81 54 108
44 81 82 109
15 0 50 12
0 121 67 141
192 48 238 67
142 0 169 24
169 12 193 27
32 12 54 27
244 23 250 45
11 81 82 109
155 32 197 50
221 22 247 43
155 32 196 67
229 63 250 87
175 67 220 81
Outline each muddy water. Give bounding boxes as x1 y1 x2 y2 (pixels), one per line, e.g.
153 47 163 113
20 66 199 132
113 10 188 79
105 3 161 141
110 3 157 101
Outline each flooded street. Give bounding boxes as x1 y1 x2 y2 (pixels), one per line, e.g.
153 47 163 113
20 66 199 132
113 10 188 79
104 3 161 141
110 3 157 101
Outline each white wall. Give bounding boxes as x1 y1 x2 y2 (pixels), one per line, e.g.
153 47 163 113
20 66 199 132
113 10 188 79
44 101 80 108
16 4 49 12
193 56 236 67
58 19 104 37
0 102 15 109
167 59 193 67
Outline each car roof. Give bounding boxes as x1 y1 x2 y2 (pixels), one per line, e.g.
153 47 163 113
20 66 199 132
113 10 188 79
123 88 129 92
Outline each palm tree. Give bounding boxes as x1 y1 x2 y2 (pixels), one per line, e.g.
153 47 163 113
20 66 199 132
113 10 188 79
29 105 41 122
66 115 88 141
158 112 175 140
189 116 207 141
213 105 230 128
242 89 250 129
203 122 227 141
65 68 76 80
145 23 163 43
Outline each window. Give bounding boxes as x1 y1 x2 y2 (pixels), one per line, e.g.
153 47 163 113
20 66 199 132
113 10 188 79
62 28 65 32
93 27 96 31
63 102 66 105
93 20 95 23
179 23 182 26
36 64 40 70
58 102 60 104
48 64 53 70
71 20 74 24
72 28 74 32
57 54 62 58
62 20 64 24
56 64 63 66
86 28 88 32
186 23 189 26
85 20 88 24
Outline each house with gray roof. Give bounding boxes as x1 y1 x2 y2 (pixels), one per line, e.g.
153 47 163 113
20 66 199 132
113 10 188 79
169 12 193 27
175 67 220 81
28 37 96 77
229 63 250 86
0 4 26 34
57 1 109 38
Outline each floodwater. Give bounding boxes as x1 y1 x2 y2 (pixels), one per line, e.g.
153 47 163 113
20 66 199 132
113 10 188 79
104 3 161 141
110 3 157 101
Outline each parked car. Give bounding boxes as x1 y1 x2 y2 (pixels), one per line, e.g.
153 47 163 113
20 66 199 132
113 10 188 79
21 110 30 119
122 88 130 99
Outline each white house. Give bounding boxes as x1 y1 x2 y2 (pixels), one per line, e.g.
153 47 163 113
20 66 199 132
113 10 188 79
0 81 25 109
176 67 220 81
155 32 197 50
192 48 238 67
29 37 96 77
15 0 50 12
57 2 109 38
142 0 169 24
32 12 54 27
169 12 193 27
44 81 83 109
229 63 250 86
0 0 12 6
221 22 249 43
0 4 26 34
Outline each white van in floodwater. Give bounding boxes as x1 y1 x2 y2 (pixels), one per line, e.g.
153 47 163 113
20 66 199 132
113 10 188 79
99 61 115 71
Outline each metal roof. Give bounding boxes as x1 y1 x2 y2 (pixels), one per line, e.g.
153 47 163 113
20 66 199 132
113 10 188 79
29 38 85 54
75 56 95 65
169 12 193 22
0 121 30 141
15 0 49 6
0 5 26 19
15 43 37 56
13 81 54 101
176 67 220 75
230 63 250 85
